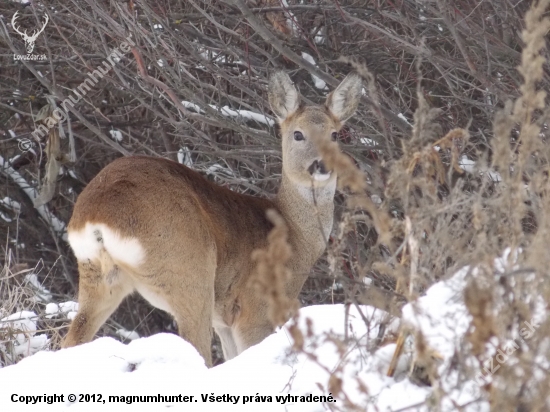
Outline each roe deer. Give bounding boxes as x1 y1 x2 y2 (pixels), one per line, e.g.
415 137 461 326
63 71 362 366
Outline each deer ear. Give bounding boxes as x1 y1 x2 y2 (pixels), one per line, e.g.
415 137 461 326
325 73 362 123
268 71 300 122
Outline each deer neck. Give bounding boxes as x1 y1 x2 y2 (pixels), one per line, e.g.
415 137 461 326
274 172 336 294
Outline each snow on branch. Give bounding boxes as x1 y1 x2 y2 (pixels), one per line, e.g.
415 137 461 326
211 105 275 127
301 53 327 90
0 155 67 241
181 101 274 127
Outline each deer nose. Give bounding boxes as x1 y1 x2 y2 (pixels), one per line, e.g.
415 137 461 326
308 159 329 175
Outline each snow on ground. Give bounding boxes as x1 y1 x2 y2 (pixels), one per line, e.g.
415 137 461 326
0 196 21 212
0 311 49 360
45 301 79 320
402 249 549 411
6 251 539 410
116 328 140 341
402 266 485 410
0 304 431 411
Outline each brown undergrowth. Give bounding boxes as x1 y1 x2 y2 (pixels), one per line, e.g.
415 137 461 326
2 1 550 406
250 1 550 409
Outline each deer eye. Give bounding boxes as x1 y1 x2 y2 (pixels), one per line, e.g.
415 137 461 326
331 132 338 141
294 131 304 141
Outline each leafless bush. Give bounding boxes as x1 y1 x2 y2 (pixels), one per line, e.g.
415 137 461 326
1 2 550 404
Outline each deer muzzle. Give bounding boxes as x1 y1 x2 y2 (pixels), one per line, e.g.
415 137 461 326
308 160 331 181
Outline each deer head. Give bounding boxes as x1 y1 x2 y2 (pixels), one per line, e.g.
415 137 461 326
268 71 363 188
12 11 49 54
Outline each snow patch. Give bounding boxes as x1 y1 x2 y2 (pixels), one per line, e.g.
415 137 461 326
109 130 123 142
25 274 52 302
181 101 274 126
0 212 12 223
459 155 476 173
210 105 275 126
116 329 140 341
0 305 433 411
178 146 193 167
0 311 49 359
301 53 327 90
397 113 411 125
458 155 502 182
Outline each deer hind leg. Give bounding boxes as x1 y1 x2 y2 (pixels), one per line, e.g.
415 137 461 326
172 298 214 367
63 256 133 348
136 253 217 367
214 326 239 360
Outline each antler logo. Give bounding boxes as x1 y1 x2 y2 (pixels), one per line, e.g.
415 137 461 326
11 11 49 54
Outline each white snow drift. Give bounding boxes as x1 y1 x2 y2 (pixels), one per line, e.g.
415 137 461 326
5 251 541 411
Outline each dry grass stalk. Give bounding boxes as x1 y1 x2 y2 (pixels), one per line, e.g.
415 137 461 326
386 329 406 377
32 103 62 208
490 0 550 247
250 209 298 327
312 127 393 246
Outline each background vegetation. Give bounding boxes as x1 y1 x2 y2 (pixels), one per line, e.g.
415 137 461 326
2 0 550 409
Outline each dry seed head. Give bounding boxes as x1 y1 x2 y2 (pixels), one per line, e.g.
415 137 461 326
250 209 298 327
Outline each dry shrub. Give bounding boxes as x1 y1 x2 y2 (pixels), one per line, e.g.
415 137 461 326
312 118 394 246
381 1 550 409
250 209 298 327
284 0 550 408
0 254 65 366
1 3 550 403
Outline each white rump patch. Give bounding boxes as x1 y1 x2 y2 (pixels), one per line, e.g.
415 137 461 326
68 223 145 268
